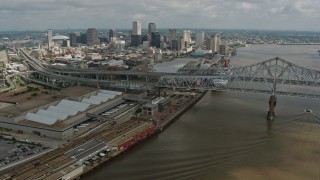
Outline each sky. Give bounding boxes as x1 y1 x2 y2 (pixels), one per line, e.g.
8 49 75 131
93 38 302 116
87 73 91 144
1 0 320 31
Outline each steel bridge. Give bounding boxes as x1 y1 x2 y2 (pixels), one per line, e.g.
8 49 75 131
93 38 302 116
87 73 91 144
157 57 320 120
20 48 320 99
157 57 320 98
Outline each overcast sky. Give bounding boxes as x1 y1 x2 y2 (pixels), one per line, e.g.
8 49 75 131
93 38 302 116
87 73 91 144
1 0 320 31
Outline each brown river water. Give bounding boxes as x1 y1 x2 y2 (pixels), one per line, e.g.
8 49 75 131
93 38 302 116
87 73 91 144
85 45 320 180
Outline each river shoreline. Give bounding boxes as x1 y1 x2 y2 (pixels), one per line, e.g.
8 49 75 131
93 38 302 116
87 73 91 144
79 91 206 179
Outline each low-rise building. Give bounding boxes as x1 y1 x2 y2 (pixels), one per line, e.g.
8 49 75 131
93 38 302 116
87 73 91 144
0 87 125 140
158 97 171 112
142 103 158 116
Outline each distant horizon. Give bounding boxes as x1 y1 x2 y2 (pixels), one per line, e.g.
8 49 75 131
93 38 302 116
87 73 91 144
0 27 319 33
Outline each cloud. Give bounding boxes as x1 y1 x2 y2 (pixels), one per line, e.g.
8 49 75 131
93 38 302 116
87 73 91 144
239 2 257 10
0 0 319 31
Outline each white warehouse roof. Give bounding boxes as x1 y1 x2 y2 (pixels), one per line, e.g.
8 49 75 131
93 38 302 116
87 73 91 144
100 90 122 96
25 113 57 125
37 109 68 120
47 105 79 116
57 100 90 112
23 91 122 125
25 99 93 125
97 93 115 99
90 95 108 102
81 98 101 105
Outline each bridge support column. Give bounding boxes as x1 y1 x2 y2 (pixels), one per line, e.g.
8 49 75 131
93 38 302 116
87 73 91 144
127 75 129 81
267 95 277 121
157 87 161 97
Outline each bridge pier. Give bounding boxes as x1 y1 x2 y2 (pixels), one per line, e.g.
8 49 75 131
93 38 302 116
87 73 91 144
267 95 277 121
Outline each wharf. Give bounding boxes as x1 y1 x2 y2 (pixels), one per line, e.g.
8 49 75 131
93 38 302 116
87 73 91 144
159 92 206 130
0 92 206 180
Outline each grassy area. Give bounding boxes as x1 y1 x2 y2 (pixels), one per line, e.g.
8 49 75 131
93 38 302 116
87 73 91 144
15 77 27 86
11 86 39 97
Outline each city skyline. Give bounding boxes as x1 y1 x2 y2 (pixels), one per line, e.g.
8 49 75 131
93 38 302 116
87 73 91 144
0 0 320 31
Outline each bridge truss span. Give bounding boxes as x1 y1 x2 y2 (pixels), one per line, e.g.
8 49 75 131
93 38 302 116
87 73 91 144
157 57 320 98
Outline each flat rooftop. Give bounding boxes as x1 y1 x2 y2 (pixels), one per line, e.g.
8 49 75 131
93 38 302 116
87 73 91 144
0 86 97 118
19 119 70 130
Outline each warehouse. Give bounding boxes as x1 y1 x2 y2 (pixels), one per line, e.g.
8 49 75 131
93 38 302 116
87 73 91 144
0 87 124 139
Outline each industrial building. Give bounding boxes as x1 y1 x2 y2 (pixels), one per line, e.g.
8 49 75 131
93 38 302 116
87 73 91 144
142 97 171 116
0 87 125 139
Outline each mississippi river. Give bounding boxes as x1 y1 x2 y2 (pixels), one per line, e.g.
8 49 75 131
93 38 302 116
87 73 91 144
86 45 320 180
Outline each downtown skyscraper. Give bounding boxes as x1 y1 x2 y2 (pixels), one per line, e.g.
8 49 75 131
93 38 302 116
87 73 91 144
47 29 53 48
86 28 99 45
148 23 156 35
131 21 142 46
132 21 141 35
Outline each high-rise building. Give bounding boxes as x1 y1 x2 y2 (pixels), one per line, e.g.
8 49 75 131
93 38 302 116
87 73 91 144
100 37 108 44
171 39 178 50
169 29 177 42
69 32 80 47
148 23 157 35
109 29 116 42
80 33 87 44
163 35 169 43
196 31 205 45
178 37 185 51
183 30 191 44
47 29 53 48
216 33 221 52
151 32 161 48
86 28 99 45
209 33 221 52
141 34 149 42
132 21 141 35
131 35 142 46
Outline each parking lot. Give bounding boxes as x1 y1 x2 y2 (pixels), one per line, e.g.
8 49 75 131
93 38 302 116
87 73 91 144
0 138 49 168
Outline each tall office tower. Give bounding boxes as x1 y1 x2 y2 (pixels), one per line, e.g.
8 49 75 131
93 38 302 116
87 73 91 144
171 39 178 50
151 32 161 48
169 29 177 42
47 29 53 48
196 31 205 45
178 37 185 51
216 33 221 52
209 33 221 52
205 38 211 50
86 28 99 45
148 23 157 35
69 32 80 47
131 35 142 46
183 30 191 44
109 29 116 42
163 35 169 43
132 21 141 35
80 33 87 44
141 34 149 42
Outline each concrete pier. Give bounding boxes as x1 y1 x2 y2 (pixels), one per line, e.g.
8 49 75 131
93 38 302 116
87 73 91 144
267 95 277 121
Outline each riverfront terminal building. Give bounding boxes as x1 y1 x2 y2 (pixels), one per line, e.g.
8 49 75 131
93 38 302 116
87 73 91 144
0 87 127 139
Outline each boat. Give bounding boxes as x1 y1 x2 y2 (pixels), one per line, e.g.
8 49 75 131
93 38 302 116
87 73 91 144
305 108 313 113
